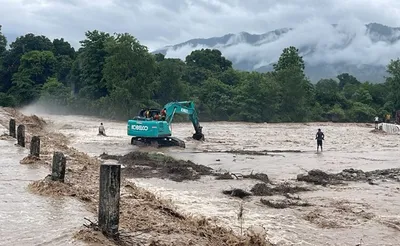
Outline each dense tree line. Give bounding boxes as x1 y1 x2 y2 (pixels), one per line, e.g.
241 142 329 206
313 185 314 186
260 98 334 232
1 25 400 123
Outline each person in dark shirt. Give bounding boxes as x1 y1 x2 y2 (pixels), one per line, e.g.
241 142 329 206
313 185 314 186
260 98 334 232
315 128 324 152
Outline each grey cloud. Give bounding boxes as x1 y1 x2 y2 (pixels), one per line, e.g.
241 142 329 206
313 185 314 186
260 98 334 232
1 0 400 52
164 16 400 69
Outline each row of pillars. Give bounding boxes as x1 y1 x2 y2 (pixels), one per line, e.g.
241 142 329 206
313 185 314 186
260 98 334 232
9 118 40 156
9 118 121 237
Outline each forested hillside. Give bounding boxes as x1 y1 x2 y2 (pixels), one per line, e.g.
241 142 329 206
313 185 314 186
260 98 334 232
1 25 400 123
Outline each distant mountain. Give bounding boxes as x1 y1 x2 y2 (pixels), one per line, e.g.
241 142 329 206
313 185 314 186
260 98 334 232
153 23 400 83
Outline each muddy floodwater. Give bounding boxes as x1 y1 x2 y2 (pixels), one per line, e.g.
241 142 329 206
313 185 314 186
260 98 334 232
22 108 400 246
0 123 91 246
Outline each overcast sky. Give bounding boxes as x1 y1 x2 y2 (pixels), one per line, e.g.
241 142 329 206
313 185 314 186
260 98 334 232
1 0 400 51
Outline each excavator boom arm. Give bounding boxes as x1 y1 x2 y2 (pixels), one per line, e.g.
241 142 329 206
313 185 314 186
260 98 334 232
163 101 204 140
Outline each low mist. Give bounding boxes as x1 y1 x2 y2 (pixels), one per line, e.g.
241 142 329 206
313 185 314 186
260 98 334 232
164 17 400 70
19 101 81 119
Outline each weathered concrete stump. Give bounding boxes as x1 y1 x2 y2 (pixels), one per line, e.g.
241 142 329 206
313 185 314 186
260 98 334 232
9 119 16 138
51 152 66 182
98 163 121 237
30 136 40 157
17 125 25 147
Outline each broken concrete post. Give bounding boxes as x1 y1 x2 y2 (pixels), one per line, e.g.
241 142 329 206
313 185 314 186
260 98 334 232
51 152 66 182
30 136 40 157
17 125 25 147
98 163 121 237
9 119 16 138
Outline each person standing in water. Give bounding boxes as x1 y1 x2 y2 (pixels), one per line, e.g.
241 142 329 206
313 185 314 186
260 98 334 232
315 128 324 152
374 116 379 129
99 123 106 136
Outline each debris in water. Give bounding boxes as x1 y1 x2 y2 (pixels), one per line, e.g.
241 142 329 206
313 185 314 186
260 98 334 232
222 189 252 199
243 172 270 183
99 152 121 160
0 132 13 140
215 172 235 180
304 200 375 229
19 155 41 164
101 151 213 182
303 209 342 228
260 198 311 209
250 183 274 196
28 175 75 197
370 128 387 134
203 149 301 156
297 169 343 186
298 168 400 186
20 114 47 131
250 182 311 196
74 228 116 246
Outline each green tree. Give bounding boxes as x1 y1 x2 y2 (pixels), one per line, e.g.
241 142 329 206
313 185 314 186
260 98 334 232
39 77 71 107
102 33 157 116
8 72 39 105
155 58 188 104
352 88 373 105
273 46 305 72
361 82 388 108
17 50 56 84
315 79 340 106
0 25 7 92
1 33 54 92
0 25 6 55
182 66 212 85
55 55 74 83
327 104 346 122
52 38 75 58
198 78 233 120
7 50 56 105
185 49 232 73
272 46 311 121
232 72 280 122
76 30 111 99
217 68 242 86
337 73 360 90
347 102 377 122
386 59 400 111
0 92 16 107
154 53 165 62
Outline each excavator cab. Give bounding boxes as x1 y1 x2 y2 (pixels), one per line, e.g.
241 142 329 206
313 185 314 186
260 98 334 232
136 108 161 120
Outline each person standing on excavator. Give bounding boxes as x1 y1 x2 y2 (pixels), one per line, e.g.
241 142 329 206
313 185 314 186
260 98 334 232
161 108 166 121
316 128 324 152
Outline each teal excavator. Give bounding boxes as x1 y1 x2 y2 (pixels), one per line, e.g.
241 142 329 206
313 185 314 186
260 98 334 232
127 101 204 148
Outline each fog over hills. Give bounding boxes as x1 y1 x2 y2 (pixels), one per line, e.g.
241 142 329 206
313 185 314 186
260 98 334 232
154 21 400 83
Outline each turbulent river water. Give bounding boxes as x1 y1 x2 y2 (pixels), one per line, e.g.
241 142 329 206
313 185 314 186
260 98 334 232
0 114 91 246
3 106 400 246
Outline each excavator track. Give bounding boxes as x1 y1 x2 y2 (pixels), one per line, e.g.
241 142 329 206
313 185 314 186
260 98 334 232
131 137 185 148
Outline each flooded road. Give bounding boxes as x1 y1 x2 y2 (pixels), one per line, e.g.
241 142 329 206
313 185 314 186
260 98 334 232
0 119 90 246
24 108 400 246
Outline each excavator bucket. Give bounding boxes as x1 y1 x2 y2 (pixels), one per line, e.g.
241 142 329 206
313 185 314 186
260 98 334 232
192 126 204 141
192 132 204 141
